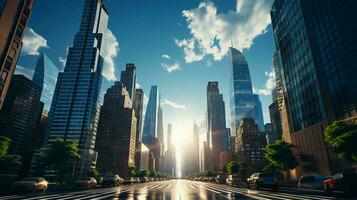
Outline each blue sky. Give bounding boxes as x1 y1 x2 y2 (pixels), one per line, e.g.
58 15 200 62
16 0 275 142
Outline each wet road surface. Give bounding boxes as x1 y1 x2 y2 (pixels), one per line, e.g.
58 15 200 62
0 179 353 200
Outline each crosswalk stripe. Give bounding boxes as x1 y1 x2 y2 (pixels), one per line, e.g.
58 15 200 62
189 184 196 189
201 184 269 200
0 195 24 200
166 184 172 189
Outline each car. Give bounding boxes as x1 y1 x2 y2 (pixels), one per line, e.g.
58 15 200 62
134 177 140 183
149 177 154 182
208 177 215 182
74 177 97 189
139 177 148 183
298 175 328 190
247 173 278 191
12 177 48 192
124 177 135 184
216 175 227 184
226 175 240 187
323 173 357 195
101 175 123 187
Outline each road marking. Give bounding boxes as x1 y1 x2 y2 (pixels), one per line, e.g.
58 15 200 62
166 184 172 189
189 184 196 189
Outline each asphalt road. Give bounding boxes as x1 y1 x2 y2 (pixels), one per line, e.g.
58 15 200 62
0 180 353 200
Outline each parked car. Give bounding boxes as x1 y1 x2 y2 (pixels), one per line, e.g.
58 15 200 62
247 173 278 191
101 175 123 187
12 177 48 192
226 175 240 187
74 177 97 189
216 175 227 184
323 173 357 195
139 177 148 183
134 177 140 183
124 177 135 184
149 177 154 182
298 175 328 190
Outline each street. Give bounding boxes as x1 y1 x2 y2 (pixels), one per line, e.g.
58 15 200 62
0 180 352 200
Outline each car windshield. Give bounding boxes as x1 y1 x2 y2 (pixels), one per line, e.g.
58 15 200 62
21 177 40 182
104 175 116 179
259 174 273 178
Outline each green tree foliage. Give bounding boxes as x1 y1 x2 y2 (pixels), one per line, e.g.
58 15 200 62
222 164 229 175
238 162 248 179
324 120 357 162
149 171 156 177
0 136 11 156
43 139 80 183
128 167 136 177
264 140 299 174
0 137 21 172
139 170 149 177
227 161 240 175
87 169 100 178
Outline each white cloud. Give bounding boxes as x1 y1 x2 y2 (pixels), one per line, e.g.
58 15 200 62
206 59 212 67
253 68 275 95
102 29 119 81
161 62 181 73
162 99 187 110
176 0 272 63
162 54 171 60
14 65 34 80
136 82 141 89
22 28 49 56
58 46 70 69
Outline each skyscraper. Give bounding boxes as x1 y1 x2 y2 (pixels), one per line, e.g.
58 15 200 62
142 85 160 143
206 82 227 168
120 63 136 102
0 0 34 109
230 47 265 133
43 0 111 174
163 124 176 176
0 62 44 175
95 82 136 177
271 0 357 178
134 89 144 170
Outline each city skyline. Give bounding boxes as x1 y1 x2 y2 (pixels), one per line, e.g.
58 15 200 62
15 0 276 141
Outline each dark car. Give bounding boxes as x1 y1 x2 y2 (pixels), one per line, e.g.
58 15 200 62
226 175 240 187
74 177 97 189
323 173 357 195
101 175 123 187
216 175 227 184
124 177 135 184
298 175 328 190
12 177 48 192
247 173 278 191
139 177 148 183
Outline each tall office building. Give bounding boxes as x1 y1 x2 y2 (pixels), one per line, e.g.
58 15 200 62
264 123 273 144
0 0 34 109
120 63 136 102
43 0 110 174
95 82 136 177
142 85 160 143
163 124 176 176
271 0 357 178
230 47 265 133
235 118 267 174
0 62 44 174
191 122 200 173
134 89 144 170
206 82 227 168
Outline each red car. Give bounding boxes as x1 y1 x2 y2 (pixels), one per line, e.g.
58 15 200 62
323 173 357 195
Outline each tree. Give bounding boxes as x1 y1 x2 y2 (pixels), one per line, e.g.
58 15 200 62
227 161 240 175
87 169 100 179
139 170 149 177
238 162 248 179
43 139 80 183
128 167 136 177
264 140 299 175
222 164 229 175
149 171 156 177
324 120 357 162
0 136 21 172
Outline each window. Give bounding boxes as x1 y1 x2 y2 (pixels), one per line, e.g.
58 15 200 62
4 57 12 70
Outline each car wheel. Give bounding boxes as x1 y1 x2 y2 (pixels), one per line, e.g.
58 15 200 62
255 182 260 190
324 184 332 194
247 183 250 189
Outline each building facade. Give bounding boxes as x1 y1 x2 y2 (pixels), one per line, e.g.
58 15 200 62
95 82 136 178
271 0 357 178
0 0 34 109
142 85 160 143
235 118 267 174
134 88 144 170
230 47 265 133
206 82 227 169
43 0 110 175
120 63 136 102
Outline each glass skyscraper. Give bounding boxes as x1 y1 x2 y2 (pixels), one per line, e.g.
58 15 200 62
142 85 160 144
44 0 110 174
230 47 265 133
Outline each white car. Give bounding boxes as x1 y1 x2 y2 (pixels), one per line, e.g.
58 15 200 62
298 175 328 190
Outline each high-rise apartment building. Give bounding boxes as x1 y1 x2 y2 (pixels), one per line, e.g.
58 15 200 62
95 82 136 177
134 89 144 170
43 0 110 174
235 118 267 174
230 47 265 133
271 0 357 178
0 0 34 109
